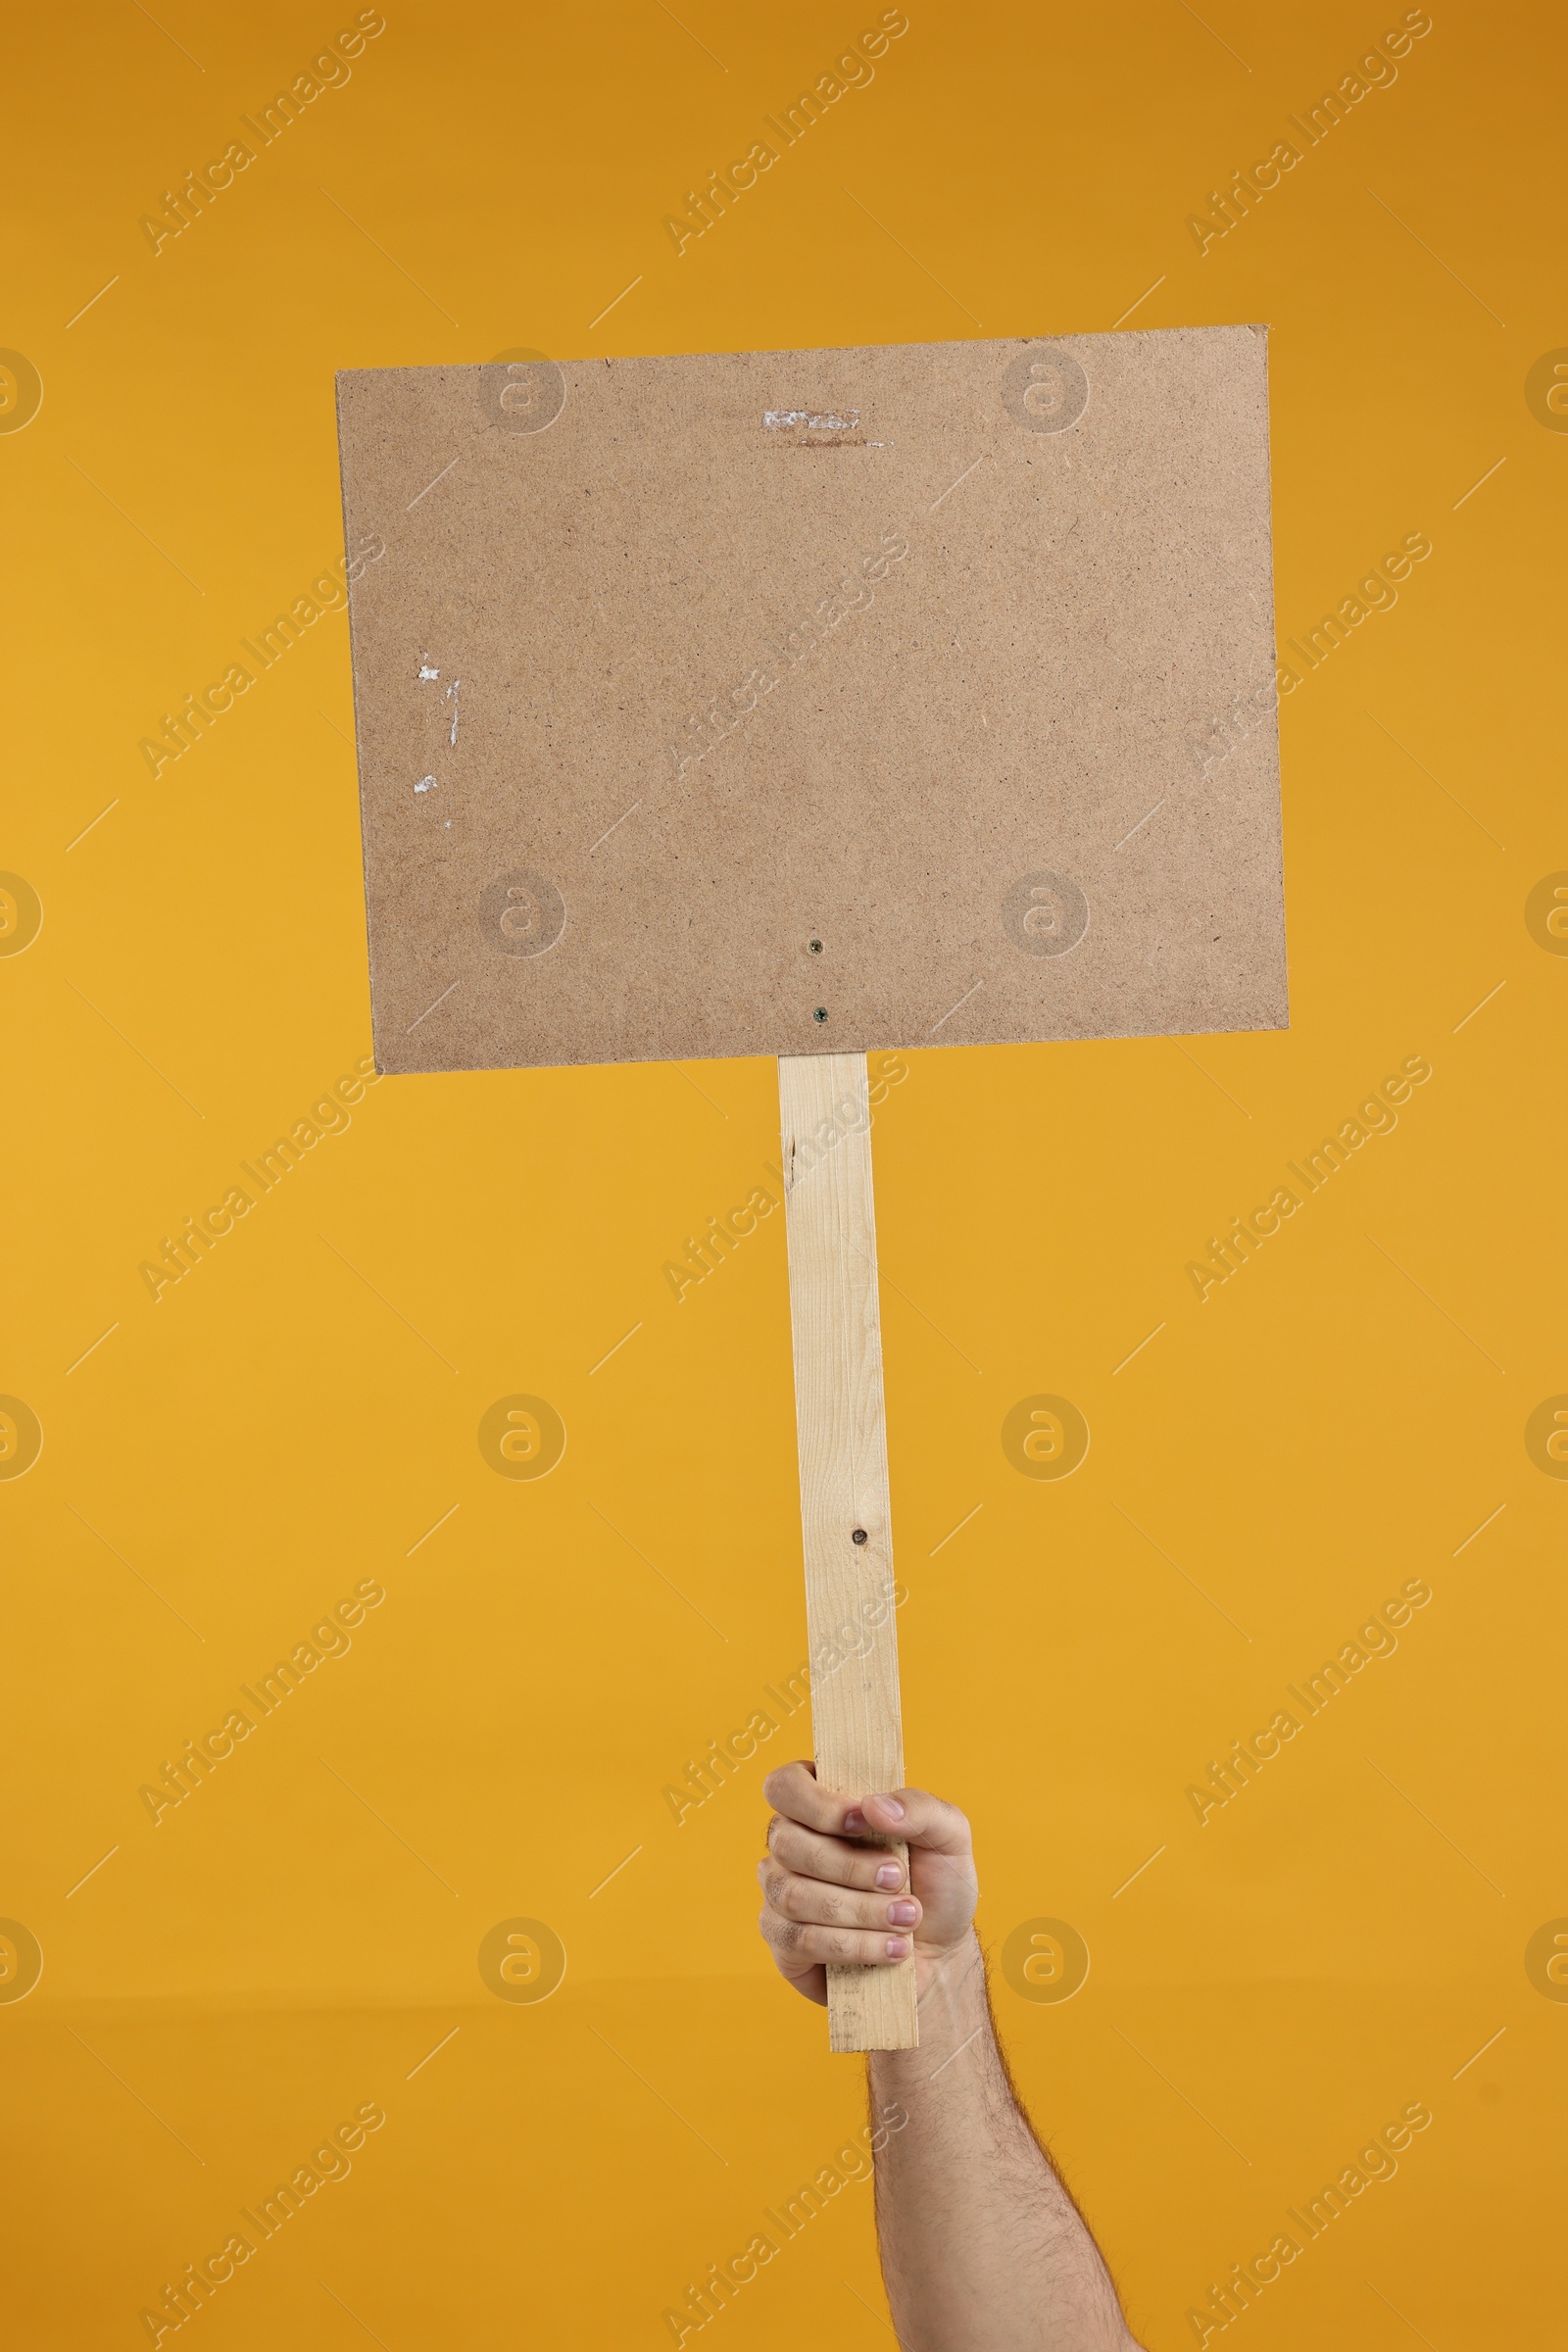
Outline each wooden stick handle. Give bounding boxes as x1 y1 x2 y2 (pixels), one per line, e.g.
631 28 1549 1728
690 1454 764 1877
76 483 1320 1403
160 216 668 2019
778 1051 918 2052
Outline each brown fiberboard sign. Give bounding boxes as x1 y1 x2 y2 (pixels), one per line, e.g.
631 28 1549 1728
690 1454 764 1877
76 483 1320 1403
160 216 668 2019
337 330 1287 1074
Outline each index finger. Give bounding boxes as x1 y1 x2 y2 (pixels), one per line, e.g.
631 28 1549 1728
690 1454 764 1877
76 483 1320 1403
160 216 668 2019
761 1759 861 1836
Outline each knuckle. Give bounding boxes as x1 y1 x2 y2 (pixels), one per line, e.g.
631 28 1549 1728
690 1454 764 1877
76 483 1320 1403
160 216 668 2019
805 1925 860 1964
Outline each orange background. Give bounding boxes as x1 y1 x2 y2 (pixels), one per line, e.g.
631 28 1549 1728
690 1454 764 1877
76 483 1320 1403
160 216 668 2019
4 2 1564 2344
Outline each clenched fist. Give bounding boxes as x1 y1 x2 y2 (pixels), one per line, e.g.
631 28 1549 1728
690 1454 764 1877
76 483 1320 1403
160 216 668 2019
757 1760 980 2007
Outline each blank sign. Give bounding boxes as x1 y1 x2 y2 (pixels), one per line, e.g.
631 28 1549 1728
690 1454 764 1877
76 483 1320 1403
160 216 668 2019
337 329 1287 1074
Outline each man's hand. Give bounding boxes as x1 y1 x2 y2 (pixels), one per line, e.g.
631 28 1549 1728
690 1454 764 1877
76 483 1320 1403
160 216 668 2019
757 1760 980 2007
758 1767 1141 2350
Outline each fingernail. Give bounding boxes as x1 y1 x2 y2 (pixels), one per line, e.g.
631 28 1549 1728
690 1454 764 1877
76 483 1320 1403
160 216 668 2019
888 1901 918 1926
843 1807 866 1834
875 1792 906 1821
886 1936 911 1958
875 1863 902 1889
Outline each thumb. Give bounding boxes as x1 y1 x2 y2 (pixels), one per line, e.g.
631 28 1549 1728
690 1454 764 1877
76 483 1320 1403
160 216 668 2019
853 1787 973 1857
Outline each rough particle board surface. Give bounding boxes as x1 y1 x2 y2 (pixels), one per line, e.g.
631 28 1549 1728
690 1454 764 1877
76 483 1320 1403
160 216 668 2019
337 330 1287 1074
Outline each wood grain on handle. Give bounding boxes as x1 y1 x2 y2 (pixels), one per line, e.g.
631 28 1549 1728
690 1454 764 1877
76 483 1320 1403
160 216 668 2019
778 1052 918 2053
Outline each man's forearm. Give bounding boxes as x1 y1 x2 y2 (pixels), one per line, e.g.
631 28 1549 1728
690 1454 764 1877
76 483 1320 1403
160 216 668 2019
869 1933 1137 2352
